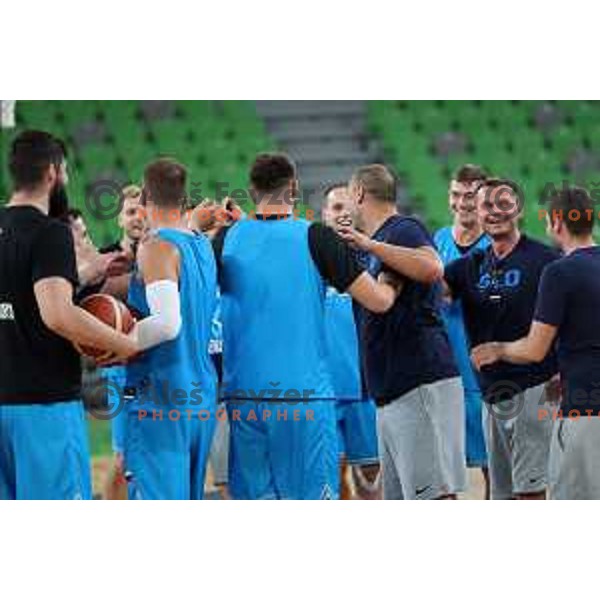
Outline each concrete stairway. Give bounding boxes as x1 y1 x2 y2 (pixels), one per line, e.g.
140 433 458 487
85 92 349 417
255 101 381 209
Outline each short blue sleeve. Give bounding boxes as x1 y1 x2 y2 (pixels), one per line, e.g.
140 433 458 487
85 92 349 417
534 261 568 327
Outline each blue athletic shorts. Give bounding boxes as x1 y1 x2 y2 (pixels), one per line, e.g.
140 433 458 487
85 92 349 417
465 390 488 468
124 402 217 500
336 399 379 466
227 400 339 500
102 366 126 454
0 400 91 500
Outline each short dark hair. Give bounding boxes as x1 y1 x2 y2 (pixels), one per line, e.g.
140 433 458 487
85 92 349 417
452 164 487 184
351 164 396 204
250 153 296 193
144 158 187 207
8 130 66 191
548 186 595 236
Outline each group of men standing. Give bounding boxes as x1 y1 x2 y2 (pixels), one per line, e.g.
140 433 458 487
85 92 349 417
1 129 599 500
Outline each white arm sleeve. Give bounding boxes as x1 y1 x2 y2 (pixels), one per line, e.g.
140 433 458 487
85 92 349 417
135 280 182 351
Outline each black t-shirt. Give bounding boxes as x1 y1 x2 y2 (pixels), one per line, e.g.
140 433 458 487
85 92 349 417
534 246 600 416
445 234 559 400
361 215 458 405
213 215 364 291
0 205 81 404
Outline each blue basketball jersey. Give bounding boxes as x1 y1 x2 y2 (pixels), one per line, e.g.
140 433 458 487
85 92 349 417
434 226 490 394
126 228 218 409
220 217 334 400
323 288 361 400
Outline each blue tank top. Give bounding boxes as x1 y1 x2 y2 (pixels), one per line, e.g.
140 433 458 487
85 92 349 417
220 217 334 401
434 226 490 394
324 289 362 400
126 228 217 408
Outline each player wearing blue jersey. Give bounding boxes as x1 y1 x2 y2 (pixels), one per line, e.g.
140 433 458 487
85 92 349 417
122 159 218 500
473 186 600 499
322 184 380 500
434 164 490 498
214 154 398 500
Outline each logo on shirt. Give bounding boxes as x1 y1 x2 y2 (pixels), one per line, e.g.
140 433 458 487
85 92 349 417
0 303 15 321
477 268 522 291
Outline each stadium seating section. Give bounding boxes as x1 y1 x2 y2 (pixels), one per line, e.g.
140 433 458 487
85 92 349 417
2 101 276 245
368 100 600 238
2 101 600 244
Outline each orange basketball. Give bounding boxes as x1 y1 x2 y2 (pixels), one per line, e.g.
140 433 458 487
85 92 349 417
75 294 135 359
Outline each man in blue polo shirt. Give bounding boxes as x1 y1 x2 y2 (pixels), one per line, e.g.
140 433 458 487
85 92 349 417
473 186 600 499
340 164 465 500
434 164 490 497
445 178 559 499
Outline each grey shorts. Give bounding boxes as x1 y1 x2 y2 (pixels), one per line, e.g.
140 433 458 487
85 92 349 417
549 416 600 500
484 381 554 499
377 377 466 500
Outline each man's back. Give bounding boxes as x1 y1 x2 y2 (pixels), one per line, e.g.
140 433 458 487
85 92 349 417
217 214 346 499
535 246 600 414
220 216 334 400
126 228 218 404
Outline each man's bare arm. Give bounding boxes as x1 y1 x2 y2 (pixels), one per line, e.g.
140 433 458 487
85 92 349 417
34 277 137 359
338 227 443 284
471 321 558 370
346 271 399 313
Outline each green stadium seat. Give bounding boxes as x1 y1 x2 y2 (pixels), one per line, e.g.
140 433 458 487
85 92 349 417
177 101 216 121
368 101 595 234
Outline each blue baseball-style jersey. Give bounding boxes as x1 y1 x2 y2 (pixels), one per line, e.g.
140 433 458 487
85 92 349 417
534 246 600 415
362 215 458 404
445 234 559 399
324 289 362 400
434 227 490 394
127 228 218 408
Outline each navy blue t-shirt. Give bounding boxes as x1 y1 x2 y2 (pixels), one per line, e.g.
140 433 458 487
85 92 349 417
445 234 559 401
361 215 458 405
534 246 600 416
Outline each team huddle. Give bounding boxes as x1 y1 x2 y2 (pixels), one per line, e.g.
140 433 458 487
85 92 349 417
1 129 599 500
